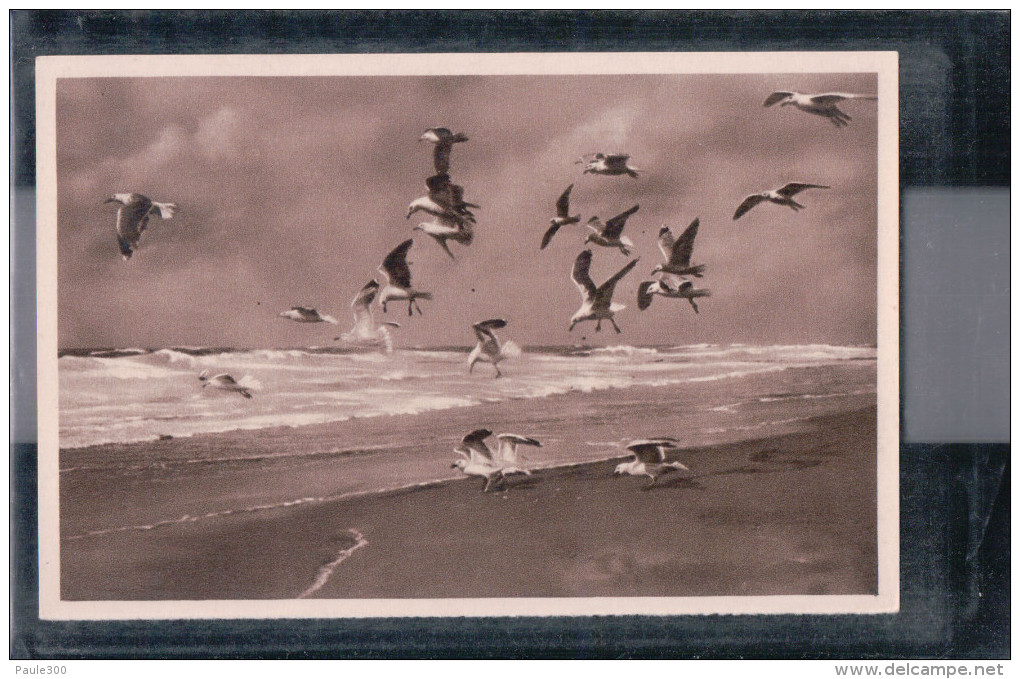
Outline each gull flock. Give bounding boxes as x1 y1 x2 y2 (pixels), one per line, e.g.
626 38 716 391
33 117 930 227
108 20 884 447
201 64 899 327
101 90 876 492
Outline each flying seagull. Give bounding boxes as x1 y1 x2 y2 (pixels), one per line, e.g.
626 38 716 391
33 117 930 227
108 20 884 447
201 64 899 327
540 184 582 250
378 239 433 316
569 249 639 333
585 204 639 256
651 219 705 278
103 193 177 260
614 438 691 489
578 153 640 178
451 428 542 492
419 127 469 174
763 91 877 127
406 174 477 227
733 183 830 220
637 274 711 314
468 319 521 378
278 306 338 324
198 370 253 399
336 280 400 352
414 213 474 260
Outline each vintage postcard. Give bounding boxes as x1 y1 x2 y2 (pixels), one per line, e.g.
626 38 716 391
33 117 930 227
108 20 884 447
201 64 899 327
36 51 899 619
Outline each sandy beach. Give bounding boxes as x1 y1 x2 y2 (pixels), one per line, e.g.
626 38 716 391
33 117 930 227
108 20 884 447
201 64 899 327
61 390 876 601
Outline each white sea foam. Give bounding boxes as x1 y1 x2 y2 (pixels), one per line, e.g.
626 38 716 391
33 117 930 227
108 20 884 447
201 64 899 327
297 529 369 598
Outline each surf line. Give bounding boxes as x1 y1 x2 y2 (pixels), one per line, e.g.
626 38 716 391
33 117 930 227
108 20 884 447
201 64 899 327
298 529 369 599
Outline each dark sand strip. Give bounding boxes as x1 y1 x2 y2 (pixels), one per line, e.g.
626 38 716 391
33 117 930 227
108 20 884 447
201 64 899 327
62 407 876 601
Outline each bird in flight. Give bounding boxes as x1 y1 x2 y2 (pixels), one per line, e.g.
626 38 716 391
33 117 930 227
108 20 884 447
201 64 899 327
763 91 877 127
733 183 830 220
585 204 639 256
614 438 691 489
278 306 338 324
336 280 400 353
468 319 521 378
451 428 542 492
198 371 253 399
419 127 469 174
103 193 177 260
407 173 478 228
651 219 706 278
540 184 582 250
569 249 639 333
413 213 474 260
378 239 433 316
577 153 640 178
637 275 711 314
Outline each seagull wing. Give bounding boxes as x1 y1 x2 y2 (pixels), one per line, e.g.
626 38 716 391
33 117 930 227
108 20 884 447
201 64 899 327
595 257 639 304
472 319 506 345
351 280 379 310
763 91 794 107
809 92 877 105
776 183 830 197
637 280 656 310
433 142 453 174
461 428 494 462
626 441 668 464
555 184 574 218
571 250 598 301
381 239 414 289
216 374 239 385
540 224 562 250
495 434 542 465
605 154 630 167
602 205 639 239
733 194 767 220
656 226 675 262
670 218 700 266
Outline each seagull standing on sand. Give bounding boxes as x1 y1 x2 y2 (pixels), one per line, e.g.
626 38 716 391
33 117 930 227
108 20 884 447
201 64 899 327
336 280 400 352
414 213 474 260
541 184 582 250
419 127 469 174
278 306 338 324
104 193 177 260
585 204 639 256
451 428 542 492
468 319 521 378
569 249 639 333
637 275 711 314
733 183 830 220
378 239 433 316
651 219 706 278
763 91 877 127
614 438 691 489
198 370 253 399
578 153 640 178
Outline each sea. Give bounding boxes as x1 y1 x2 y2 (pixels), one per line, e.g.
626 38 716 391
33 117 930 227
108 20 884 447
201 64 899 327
57 344 877 539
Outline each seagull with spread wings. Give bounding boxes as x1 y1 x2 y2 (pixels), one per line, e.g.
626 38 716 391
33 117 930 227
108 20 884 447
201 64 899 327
614 438 691 489
540 184 582 250
377 239 433 316
569 249 639 333
763 91 877 127
198 371 253 399
637 275 711 314
578 153 640 178
414 213 474 260
406 174 477 227
336 280 400 352
451 428 542 492
103 193 177 260
468 319 521 378
585 204 639 256
278 306 338 324
732 183 830 220
651 219 706 278
419 127 469 174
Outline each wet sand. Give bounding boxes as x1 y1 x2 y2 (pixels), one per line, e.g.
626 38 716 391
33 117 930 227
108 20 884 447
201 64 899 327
61 405 877 601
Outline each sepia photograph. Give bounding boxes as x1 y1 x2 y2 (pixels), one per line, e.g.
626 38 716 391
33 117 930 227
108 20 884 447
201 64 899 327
35 51 899 619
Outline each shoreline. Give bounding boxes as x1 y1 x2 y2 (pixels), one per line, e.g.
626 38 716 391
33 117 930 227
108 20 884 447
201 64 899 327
61 405 877 601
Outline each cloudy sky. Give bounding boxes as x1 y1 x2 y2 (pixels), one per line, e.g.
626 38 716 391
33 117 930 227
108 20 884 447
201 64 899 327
56 71 878 349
